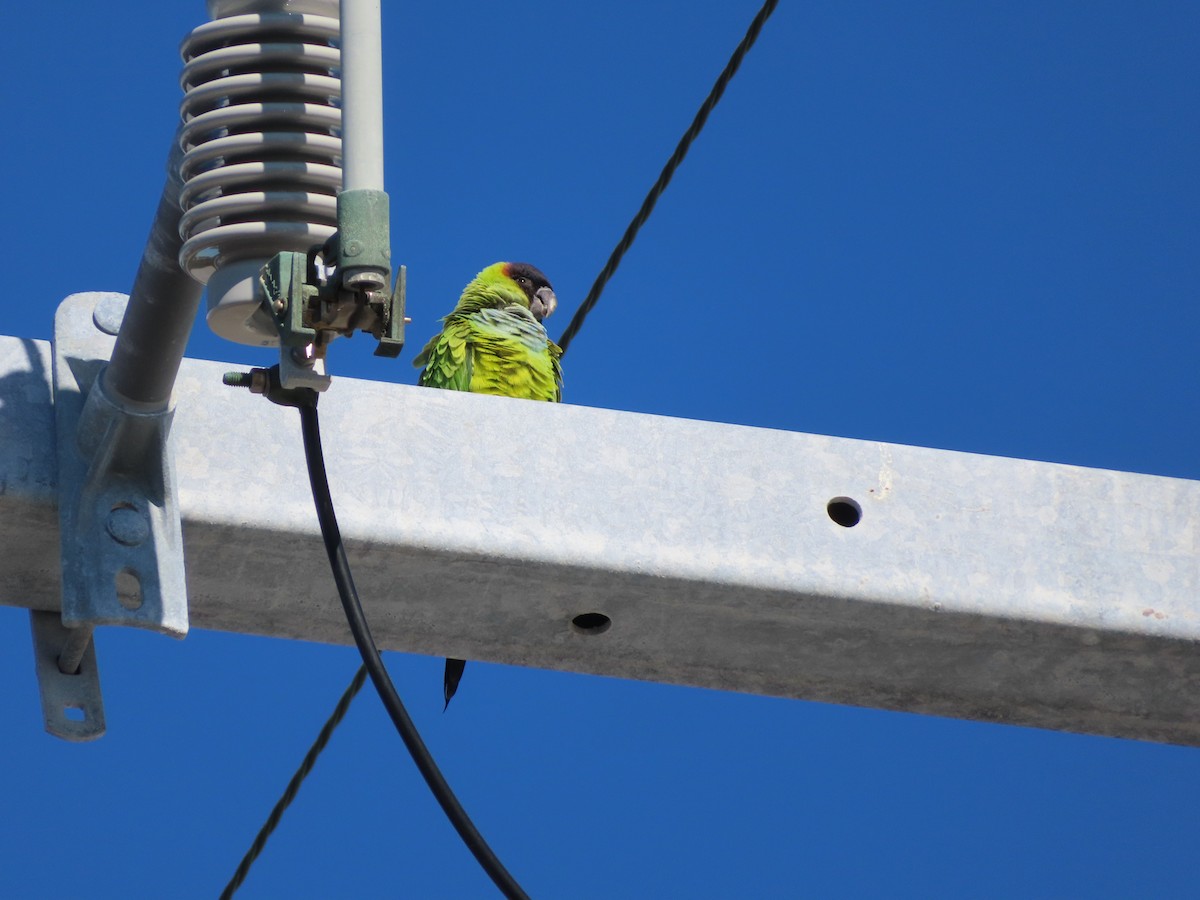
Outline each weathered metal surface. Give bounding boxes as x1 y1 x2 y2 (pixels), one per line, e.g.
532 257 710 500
53 293 187 636
1 302 1198 744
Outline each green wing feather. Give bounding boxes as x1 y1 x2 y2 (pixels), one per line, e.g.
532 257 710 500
414 318 474 392
415 307 562 402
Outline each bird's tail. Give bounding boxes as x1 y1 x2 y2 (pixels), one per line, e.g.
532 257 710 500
443 657 467 711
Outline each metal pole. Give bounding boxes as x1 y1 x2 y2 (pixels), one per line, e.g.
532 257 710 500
104 136 203 409
337 0 391 292
57 625 93 676
340 0 385 192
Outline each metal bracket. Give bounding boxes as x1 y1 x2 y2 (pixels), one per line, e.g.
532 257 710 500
260 250 333 391
258 247 406 389
28 610 105 741
374 263 406 358
34 292 188 741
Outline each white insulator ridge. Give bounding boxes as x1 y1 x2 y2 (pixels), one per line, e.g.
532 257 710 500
177 4 342 344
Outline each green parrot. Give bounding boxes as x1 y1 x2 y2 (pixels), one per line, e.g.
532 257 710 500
413 261 563 709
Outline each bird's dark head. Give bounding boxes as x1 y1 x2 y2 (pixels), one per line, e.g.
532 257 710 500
503 262 557 321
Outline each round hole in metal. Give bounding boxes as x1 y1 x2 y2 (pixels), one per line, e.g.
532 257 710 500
571 612 612 635
827 497 862 527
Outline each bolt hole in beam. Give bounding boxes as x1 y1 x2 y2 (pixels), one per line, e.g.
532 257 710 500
64 706 86 722
571 612 612 635
827 496 862 528
115 568 143 610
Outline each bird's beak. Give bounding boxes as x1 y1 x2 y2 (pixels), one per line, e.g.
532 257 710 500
531 286 557 321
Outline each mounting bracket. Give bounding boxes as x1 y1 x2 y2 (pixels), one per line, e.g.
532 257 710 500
259 247 406 391
31 292 188 741
28 610 105 742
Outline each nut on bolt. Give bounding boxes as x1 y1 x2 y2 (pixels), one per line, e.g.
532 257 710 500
222 369 269 394
344 267 388 291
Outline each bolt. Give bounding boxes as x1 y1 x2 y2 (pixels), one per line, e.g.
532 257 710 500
223 370 268 394
92 294 128 335
106 504 149 547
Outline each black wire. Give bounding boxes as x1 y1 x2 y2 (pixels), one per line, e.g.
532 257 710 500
556 0 780 356
218 3 781 887
220 665 368 899
298 400 530 900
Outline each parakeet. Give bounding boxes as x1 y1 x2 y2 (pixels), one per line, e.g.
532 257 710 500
413 261 563 709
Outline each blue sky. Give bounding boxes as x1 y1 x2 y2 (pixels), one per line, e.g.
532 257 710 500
3 2 1199 896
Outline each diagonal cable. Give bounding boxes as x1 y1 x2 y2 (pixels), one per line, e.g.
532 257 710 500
556 0 781 356
221 664 369 899
218 1 781 891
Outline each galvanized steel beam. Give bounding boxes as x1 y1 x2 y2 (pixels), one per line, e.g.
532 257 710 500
2 294 1199 745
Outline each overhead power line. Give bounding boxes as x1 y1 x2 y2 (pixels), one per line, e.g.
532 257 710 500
297 397 530 899
220 0 783 892
220 665 368 899
217 370 530 899
556 0 781 355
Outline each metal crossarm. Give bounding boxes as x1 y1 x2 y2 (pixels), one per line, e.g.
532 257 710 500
3 293 1199 745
